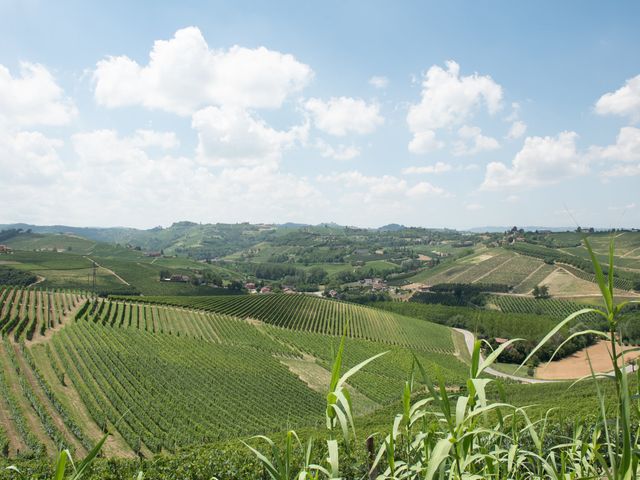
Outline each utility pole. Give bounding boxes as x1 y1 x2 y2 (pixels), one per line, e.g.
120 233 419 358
92 260 97 296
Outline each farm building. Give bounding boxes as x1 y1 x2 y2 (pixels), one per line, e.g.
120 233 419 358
0 245 12 253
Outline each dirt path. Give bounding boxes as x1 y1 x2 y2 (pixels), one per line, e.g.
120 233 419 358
28 275 46 288
621 246 640 258
85 257 130 286
11 343 85 455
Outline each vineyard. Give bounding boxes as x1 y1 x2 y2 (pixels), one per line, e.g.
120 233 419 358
120 294 456 353
0 287 85 341
0 289 465 459
492 295 604 323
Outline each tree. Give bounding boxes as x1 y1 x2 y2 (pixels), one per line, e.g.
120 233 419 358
159 269 171 281
532 284 550 299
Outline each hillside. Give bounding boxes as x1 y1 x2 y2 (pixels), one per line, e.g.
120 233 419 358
0 287 466 458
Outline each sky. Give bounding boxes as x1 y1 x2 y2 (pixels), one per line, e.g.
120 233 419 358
0 0 639 230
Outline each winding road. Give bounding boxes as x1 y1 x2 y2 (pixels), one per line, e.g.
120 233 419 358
454 328 636 384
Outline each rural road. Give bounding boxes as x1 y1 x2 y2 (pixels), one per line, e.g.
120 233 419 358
454 328 637 384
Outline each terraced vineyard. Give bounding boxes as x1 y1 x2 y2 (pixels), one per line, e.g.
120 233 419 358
0 287 86 341
493 295 603 323
125 294 456 353
0 289 464 459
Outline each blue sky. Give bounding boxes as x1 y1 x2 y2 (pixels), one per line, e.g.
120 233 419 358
0 1 638 229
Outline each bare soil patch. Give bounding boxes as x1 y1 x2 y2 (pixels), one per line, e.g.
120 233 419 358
466 253 494 264
280 357 379 415
540 268 601 296
536 341 640 380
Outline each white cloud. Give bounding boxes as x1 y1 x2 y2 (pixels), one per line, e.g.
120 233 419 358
0 130 64 182
407 60 503 153
481 131 587 190
595 74 640 121
317 170 447 200
402 162 452 175
406 181 446 198
0 128 322 227
316 139 360 160
72 129 178 166
369 75 389 89
590 126 640 162
608 203 636 211
408 130 444 154
602 163 640 177
452 125 500 156
465 203 483 211
589 127 640 178
304 97 383 136
0 62 77 127
507 120 527 139
93 26 313 115
192 106 307 167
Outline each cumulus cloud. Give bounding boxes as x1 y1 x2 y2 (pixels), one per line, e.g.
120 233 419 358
408 130 444 154
589 127 640 178
317 170 447 200
0 62 76 127
93 26 313 115
452 125 500 156
590 126 640 162
506 120 527 139
316 139 360 160
465 203 483 211
402 162 452 175
0 128 323 227
595 74 640 121
369 75 389 89
304 97 383 136
0 130 64 182
481 131 587 190
192 106 307 167
407 60 503 153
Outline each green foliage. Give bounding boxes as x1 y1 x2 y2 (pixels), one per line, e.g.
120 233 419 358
0 267 37 287
119 294 455 352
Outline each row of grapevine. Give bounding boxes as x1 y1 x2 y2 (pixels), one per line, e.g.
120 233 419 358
492 296 603 323
476 255 544 287
51 322 325 453
1 338 68 454
77 299 295 355
0 286 86 341
0 424 7 457
558 263 635 291
20 344 92 452
512 263 556 294
119 294 456 354
507 242 640 291
0 340 45 457
446 253 514 284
